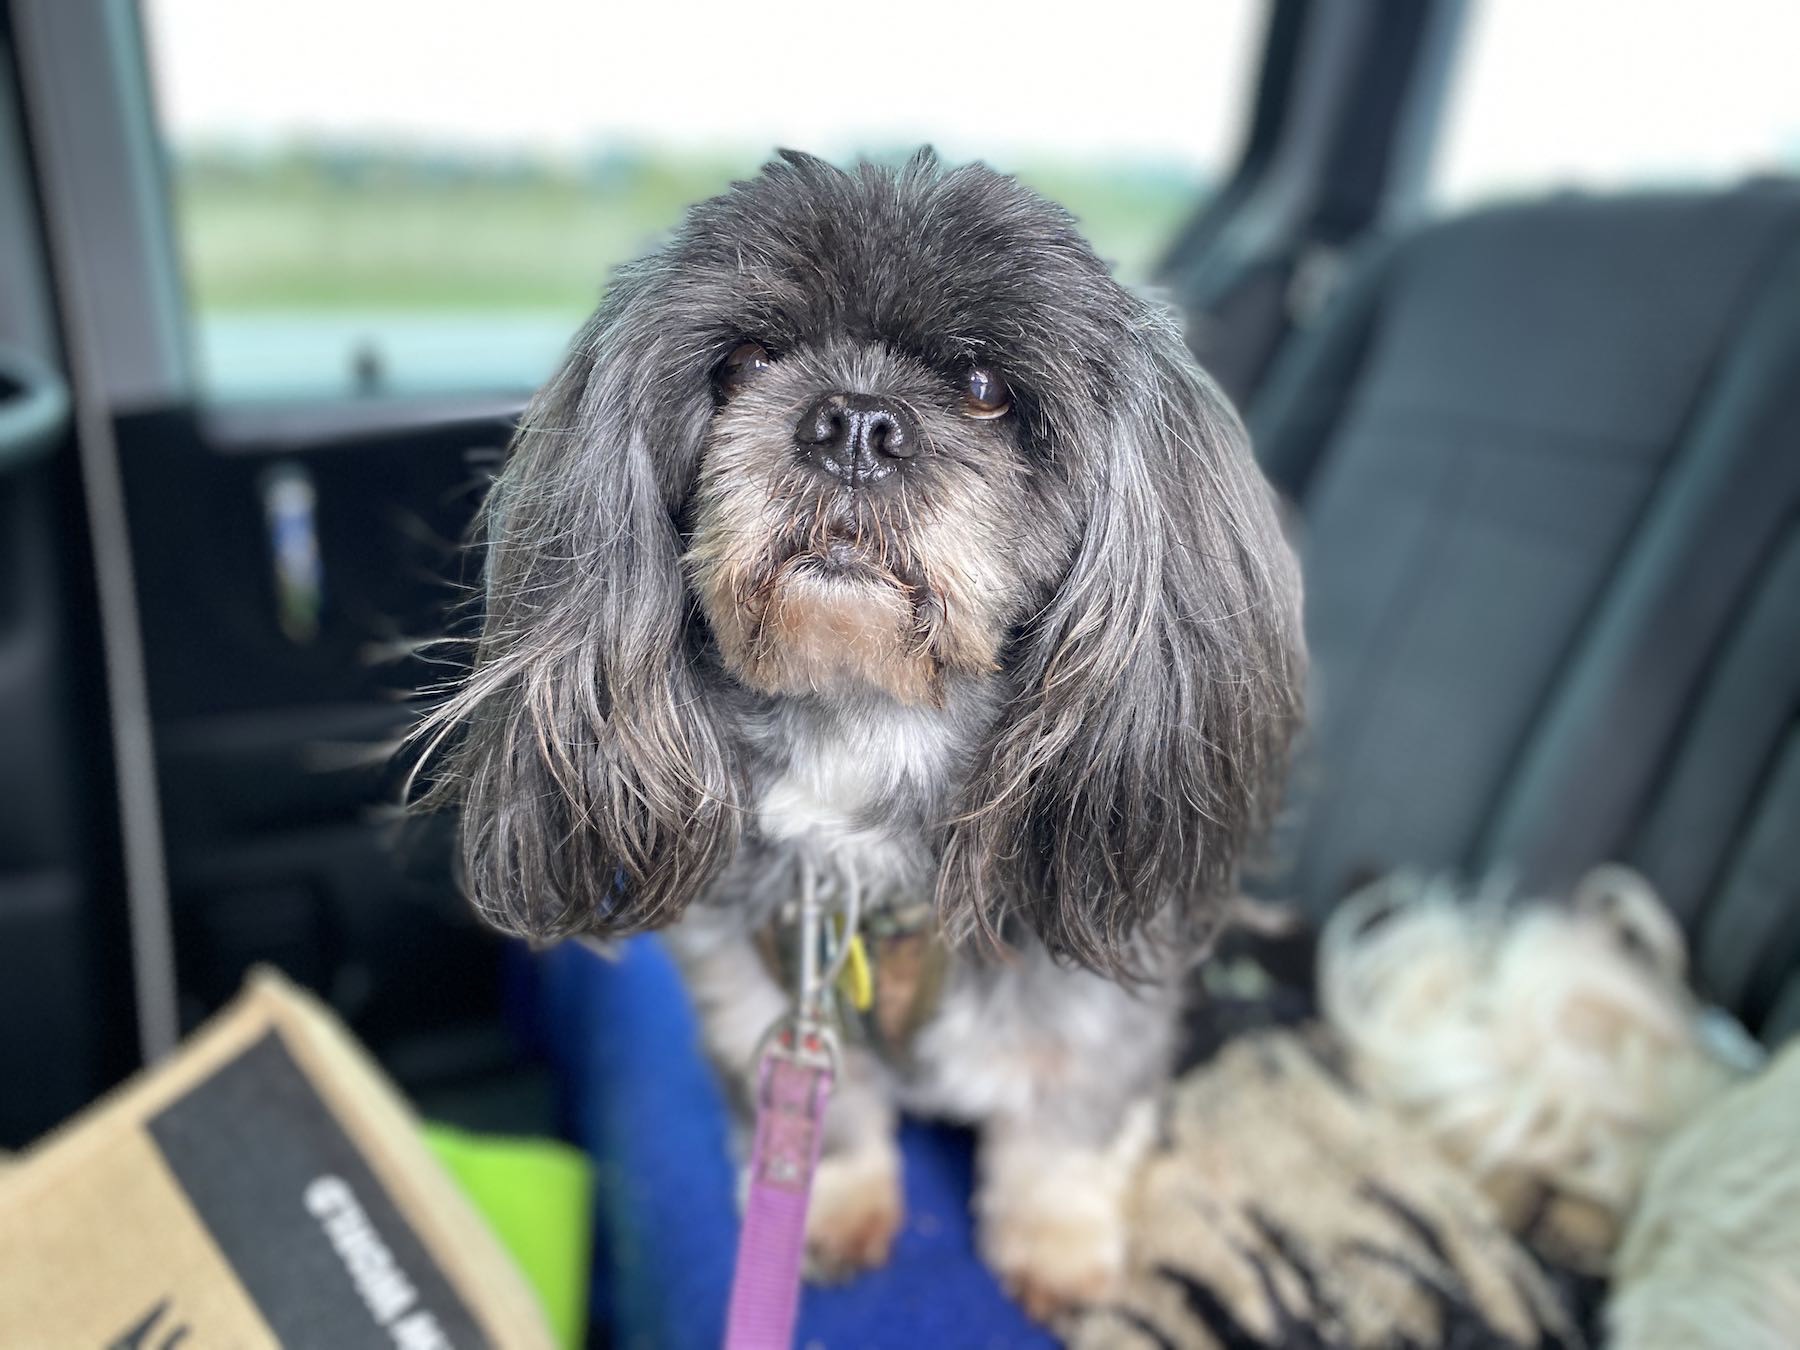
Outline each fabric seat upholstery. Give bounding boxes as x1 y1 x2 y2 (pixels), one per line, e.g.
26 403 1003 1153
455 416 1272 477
1248 182 1800 1042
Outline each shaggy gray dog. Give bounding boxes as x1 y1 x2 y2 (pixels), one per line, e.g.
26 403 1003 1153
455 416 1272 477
418 149 1304 1319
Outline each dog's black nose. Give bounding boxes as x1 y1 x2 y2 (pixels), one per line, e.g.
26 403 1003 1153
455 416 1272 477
795 392 918 484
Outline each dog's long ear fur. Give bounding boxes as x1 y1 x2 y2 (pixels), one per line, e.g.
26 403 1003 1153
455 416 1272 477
412 266 742 940
939 318 1304 976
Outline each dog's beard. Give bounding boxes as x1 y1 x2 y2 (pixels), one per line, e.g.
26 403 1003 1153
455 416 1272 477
687 453 1016 705
691 504 968 704
748 560 928 700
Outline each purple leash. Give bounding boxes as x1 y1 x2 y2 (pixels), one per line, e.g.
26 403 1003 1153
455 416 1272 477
723 1018 835 1348
724 871 851 1349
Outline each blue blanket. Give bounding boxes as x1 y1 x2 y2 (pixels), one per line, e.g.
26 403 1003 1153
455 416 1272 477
530 938 1057 1348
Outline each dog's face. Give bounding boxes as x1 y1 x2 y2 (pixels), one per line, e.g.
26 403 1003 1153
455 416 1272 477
420 152 1305 973
674 160 1162 706
690 334 1052 706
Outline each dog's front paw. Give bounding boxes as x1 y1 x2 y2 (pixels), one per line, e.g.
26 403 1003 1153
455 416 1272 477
805 1142 904 1282
977 1181 1127 1323
976 1111 1154 1324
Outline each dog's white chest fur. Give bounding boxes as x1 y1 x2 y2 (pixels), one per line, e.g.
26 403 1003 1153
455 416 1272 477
753 700 962 915
756 747 885 845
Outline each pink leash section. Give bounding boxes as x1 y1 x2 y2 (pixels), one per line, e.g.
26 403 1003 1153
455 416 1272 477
723 1019 836 1349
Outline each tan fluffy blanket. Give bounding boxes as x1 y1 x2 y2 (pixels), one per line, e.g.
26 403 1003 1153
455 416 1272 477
1071 1030 1586 1349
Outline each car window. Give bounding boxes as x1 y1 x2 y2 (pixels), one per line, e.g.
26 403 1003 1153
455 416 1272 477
139 0 1264 403
1432 0 1800 208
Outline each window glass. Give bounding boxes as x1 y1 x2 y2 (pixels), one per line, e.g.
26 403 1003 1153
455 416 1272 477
140 1 1263 401
1432 0 1800 208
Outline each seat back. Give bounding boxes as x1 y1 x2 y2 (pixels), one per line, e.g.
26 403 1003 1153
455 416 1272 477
1250 184 1800 1040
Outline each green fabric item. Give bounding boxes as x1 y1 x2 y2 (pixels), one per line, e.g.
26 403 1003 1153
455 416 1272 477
423 1123 593 1350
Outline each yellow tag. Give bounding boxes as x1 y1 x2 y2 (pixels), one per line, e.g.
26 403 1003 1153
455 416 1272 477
838 933 874 1012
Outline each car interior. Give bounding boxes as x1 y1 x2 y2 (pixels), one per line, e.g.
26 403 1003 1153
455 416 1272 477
1 1 1795 1346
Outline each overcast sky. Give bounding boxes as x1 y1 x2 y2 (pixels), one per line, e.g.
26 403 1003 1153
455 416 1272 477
1438 0 1800 199
141 0 1261 167
143 1 1800 199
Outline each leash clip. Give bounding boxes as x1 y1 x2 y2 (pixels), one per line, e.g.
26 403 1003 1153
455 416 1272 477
756 1011 840 1080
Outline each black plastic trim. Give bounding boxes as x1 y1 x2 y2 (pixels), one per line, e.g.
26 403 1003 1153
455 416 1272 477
0 344 67 470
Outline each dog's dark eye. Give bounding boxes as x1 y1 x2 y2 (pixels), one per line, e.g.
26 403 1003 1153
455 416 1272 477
717 342 773 391
962 365 1010 419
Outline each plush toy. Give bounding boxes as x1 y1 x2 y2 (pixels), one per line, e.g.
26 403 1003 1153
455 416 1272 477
1318 866 1754 1271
